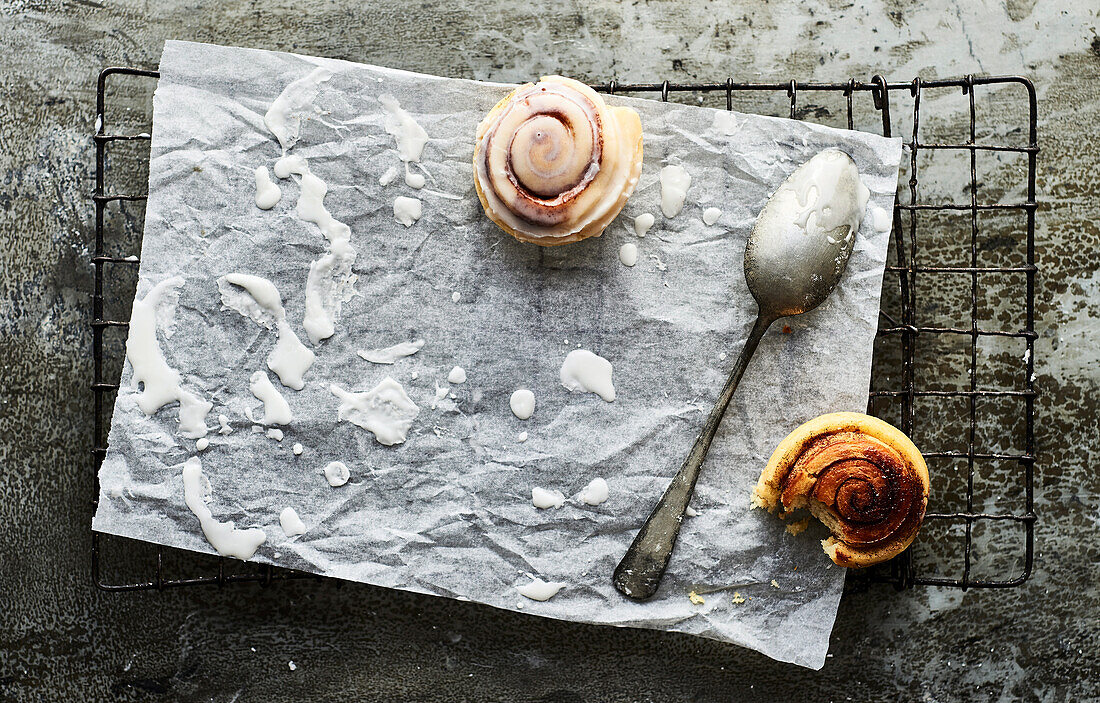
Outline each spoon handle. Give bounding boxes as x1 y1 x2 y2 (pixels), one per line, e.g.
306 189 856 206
612 314 774 600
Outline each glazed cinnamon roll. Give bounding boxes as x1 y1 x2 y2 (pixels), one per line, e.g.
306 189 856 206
473 76 643 246
752 412 930 568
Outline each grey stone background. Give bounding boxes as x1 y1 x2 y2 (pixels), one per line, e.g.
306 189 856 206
1 1 1097 701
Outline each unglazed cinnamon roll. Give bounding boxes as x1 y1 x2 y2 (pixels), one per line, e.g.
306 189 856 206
473 76 643 246
752 412 930 568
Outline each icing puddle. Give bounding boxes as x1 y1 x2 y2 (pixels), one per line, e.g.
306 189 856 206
787 149 870 242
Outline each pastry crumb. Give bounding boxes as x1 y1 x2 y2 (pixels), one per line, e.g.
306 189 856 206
688 590 705 605
770 579 780 589
732 592 746 605
786 518 811 536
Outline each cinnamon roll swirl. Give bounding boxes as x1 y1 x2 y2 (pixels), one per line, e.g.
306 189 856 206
752 412 930 568
473 76 643 246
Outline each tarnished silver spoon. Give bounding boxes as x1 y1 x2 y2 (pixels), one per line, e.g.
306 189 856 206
613 150 867 600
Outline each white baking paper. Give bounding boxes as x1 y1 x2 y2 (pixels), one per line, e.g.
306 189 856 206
93 40 903 669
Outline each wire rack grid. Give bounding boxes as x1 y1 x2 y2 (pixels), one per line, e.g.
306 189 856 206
92 67 1038 592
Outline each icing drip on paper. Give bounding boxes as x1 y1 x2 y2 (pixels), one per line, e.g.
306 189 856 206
579 477 609 506
509 389 535 420
265 69 357 345
516 578 566 601
712 110 741 135
125 277 212 438
357 339 424 364
379 166 399 186
272 156 358 344
659 165 691 218
404 165 425 189
330 377 420 446
322 461 350 487
279 507 306 537
870 203 892 233
263 67 332 151
431 384 449 410
393 196 422 227
217 274 315 390
182 457 265 559
560 349 616 402
633 213 655 237
273 154 308 179
379 94 429 185
254 166 282 209
532 487 565 509
447 366 467 384
249 370 292 425
619 242 638 267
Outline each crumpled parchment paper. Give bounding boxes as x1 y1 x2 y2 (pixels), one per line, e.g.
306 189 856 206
93 40 903 669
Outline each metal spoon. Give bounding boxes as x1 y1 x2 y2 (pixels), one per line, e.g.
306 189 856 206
612 150 863 600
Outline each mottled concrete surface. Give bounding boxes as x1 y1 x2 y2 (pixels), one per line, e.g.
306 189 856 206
1 1 1098 701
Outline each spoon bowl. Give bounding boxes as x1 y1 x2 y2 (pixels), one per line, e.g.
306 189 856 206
612 149 866 601
746 149 865 317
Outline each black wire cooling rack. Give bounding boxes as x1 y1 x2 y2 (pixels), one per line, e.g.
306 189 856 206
92 67 1038 592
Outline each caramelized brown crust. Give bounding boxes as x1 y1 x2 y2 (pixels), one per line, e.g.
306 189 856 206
753 412 930 568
